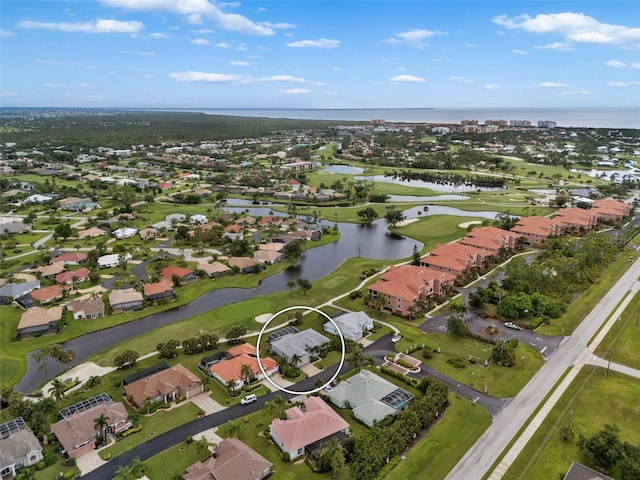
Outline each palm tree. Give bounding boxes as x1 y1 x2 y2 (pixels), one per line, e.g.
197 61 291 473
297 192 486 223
0 385 13 419
223 419 241 438
48 378 66 408
347 345 374 373
240 363 253 386
127 412 140 427
93 413 110 445
286 280 296 297
129 457 147 478
86 375 102 389
225 380 237 397
290 354 303 370
58 348 75 371
195 437 215 460
114 464 135 480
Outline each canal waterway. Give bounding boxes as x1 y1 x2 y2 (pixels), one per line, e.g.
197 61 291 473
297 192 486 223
16 204 503 393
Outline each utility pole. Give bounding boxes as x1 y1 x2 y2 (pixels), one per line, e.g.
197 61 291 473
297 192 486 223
605 343 613 377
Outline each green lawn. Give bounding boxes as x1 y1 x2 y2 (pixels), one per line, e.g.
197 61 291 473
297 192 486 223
501 366 640 480
383 394 492 480
594 290 640 369
99 402 202 459
393 214 482 253
143 440 202 480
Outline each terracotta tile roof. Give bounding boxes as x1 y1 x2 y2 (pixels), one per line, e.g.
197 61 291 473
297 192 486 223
34 264 66 277
30 284 70 302
224 224 243 233
269 397 350 452
591 199 631 217
52 252 88 264
162 266 195 280
143 280 175 297
511 216 561 236
56 268 90 285
228 257 258 270
123 364 201 406
196 262 231 276
77 227 106 239
51 402 129 456
184 438 272 480
210 352 277 383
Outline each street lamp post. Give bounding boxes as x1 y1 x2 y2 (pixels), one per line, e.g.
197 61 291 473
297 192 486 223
605 343 613 377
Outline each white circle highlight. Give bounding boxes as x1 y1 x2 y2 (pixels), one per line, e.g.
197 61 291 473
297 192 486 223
256 305 346 396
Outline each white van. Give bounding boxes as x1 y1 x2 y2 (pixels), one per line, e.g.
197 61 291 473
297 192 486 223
240 394 257 405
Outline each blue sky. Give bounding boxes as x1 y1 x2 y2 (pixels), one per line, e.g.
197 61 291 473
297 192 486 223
1 1 639 108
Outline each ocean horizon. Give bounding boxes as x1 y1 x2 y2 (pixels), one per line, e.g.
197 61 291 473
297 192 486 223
137 106 640 129
3 106 639 129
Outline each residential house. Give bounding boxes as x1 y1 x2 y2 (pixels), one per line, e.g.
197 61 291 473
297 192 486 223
67 296 105 320
17 306 63 339
0 219 26 235
253 249 284 265
144 281 176 302
327 370 414 427
113 227 138 240
562 462 614 480
98 253 132 269
591 198 632 222
224 224 243 234
423 243 488 274
165 213 186 224
162 266 198 283
553 208 598 233
0 418 44 478
52 252 88 266
270 328 330 366
77 227 107 239
196 262 231 278
209 343 278 391
51 395 131 459
459 226 519 255
183 437 273 480
56 268 90 285
510 216 563 245
57 197 100 212
0 280 40 305
269 396 350 460
34 263 66 279
138 228 158 241
29 284 71 304
189 214 208 225
323 311 374 341
280 160 317 173
123 364 203 407
109 288 144 313
368 265 455 318
228 257 259 274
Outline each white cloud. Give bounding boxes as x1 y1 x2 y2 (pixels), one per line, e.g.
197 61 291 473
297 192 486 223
192 28 214 34
1 29 15 37
285 38 340 48
605 60 638 68
464 43 477 47
149 32 170 39
191 38 210 45
229 60 250 66
75 83 95 88
18 18 143 34
169 71 250 84
385 29 446 48
215 42 231 48
36 59 96 68
280 88 313 94
258 21 296 29
390 75 426 83
534 42 575 52
512 49 528 55
100 0 275 35
1 90 16 96
528 81 571 88
324 91 346 96
449 76 472 83
558 90 596 95
609 81 640 87
482 84 502 89
332 67 342 71
492 12 640 45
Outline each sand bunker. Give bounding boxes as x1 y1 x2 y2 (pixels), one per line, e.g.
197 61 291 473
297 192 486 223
458 220 483 228
395 218 419 227
255 313 273 324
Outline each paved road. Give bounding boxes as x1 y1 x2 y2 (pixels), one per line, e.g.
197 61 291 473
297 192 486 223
444 256 640 480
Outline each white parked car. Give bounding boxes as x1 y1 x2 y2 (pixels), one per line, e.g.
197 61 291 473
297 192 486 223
240 394 257 405
391 334 402 343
